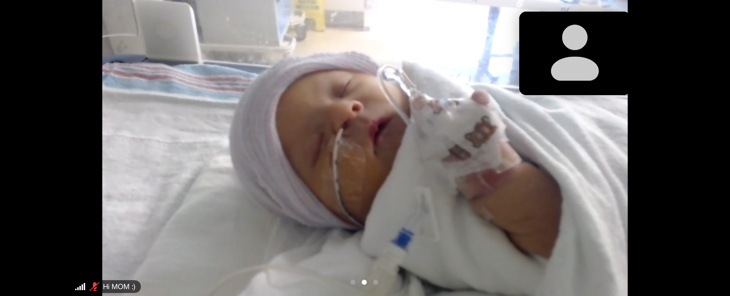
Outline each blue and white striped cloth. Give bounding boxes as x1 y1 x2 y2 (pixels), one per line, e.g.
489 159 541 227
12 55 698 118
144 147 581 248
102 62 258 101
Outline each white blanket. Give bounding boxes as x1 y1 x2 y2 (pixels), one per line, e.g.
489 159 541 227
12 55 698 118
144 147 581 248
479 84 628 296
361 85 628 296
399 62 628 296
360 123 546 295
131 150 328 296
103 85 331 296
102 86 239 280
238 230 429 296
359 62 546 296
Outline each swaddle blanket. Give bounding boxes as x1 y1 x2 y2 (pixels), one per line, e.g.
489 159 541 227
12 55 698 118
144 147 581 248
360 115 546 295
364 61 628 296
360 62 547 295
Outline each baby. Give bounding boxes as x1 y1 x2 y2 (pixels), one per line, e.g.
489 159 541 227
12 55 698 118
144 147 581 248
229 52 562 294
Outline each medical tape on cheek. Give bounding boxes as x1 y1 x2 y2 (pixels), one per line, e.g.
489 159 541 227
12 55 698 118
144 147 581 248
328 128 368 228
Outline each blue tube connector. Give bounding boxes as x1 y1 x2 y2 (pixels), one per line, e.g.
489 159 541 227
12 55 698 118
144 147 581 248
391 228 414 250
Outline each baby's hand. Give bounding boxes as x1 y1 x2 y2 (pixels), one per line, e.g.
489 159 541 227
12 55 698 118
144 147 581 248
441 89 520 165
459 162 563 259
453 91 561 258
453 139 522 199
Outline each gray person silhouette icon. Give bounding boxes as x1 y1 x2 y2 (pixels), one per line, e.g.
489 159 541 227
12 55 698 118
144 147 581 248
551 25 599 81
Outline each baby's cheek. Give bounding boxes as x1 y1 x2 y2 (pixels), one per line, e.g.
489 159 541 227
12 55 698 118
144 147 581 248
311 166 338 210
349 166 387 222
377 134 402 162
335 156 372 212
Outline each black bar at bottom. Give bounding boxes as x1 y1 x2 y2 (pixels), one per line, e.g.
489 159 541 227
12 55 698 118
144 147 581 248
102 280 141 293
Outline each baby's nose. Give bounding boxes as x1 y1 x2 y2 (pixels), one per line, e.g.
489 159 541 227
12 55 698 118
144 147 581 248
329 100 363 132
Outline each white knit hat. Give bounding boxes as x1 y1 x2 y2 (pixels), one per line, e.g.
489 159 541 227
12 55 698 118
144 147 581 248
229 52 380 229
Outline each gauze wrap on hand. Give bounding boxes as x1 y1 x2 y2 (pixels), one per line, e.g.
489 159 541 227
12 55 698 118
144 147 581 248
382 64 522 185
410 91 520 177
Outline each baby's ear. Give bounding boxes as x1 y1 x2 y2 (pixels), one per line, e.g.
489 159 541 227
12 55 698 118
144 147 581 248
471 90 490 105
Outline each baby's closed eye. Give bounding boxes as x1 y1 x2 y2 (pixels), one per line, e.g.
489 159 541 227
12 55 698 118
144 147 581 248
340 78 352 97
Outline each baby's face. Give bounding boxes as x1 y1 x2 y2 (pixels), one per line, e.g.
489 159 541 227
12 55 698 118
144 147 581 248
276 70 410 227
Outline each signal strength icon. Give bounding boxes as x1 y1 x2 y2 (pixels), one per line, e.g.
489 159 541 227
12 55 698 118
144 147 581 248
75 283 85 291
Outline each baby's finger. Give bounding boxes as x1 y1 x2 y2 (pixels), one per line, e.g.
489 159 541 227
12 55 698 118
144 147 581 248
471 90 490 105
469 195 494 221
456 171 496 200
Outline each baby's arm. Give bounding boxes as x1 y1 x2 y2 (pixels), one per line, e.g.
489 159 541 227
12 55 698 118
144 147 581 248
461 162 562 259
454 91 562 259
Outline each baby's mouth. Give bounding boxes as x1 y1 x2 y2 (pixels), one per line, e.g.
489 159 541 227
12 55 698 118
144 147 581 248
369 117 391 149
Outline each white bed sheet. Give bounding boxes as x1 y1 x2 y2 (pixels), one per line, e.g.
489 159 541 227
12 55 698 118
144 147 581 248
130 149 328 296
102 85 235 280
102 83 326 296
